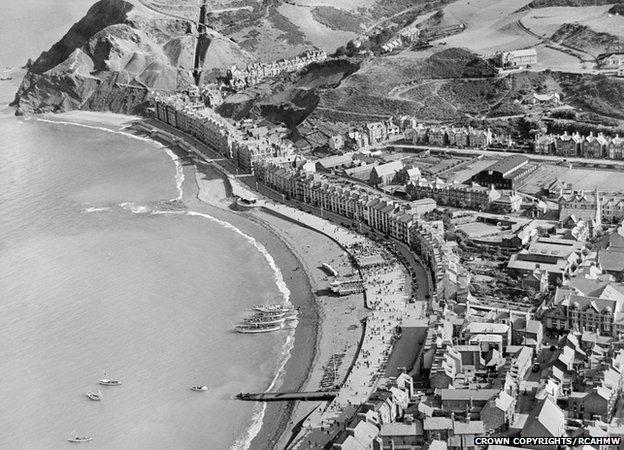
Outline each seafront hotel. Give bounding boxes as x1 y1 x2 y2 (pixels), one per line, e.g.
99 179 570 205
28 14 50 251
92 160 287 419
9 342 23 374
154 94 292 173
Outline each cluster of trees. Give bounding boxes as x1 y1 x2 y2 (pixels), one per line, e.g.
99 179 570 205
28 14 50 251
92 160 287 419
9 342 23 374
334 39 372 57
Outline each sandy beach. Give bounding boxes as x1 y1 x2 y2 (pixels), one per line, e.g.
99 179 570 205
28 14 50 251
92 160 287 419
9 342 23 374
187 160 371 449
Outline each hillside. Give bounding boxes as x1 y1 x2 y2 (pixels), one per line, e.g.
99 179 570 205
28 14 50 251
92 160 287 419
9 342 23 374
312 48 499 122
207 0 460 61
13 0 253 114
519 0 623 10
551 23 624 56
559 74 624 120
609 4 624 14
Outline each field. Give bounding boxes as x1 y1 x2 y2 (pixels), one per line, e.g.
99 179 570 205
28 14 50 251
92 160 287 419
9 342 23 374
310 6 369 32
521 164 624 195
426 0 537 53
399 0 624 73
276 4 359 52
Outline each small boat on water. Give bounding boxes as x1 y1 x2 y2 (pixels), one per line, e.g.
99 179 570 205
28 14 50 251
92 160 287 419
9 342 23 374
86 390 103 401
68 432 92 443
190 385 208 392
253 304 290 314
98 379 122 386
236 322 284 334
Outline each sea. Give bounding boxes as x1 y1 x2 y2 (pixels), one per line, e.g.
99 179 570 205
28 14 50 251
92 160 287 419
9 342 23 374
0 2 292 449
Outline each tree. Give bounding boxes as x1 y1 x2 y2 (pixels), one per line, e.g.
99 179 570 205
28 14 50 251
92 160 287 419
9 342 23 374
334 46 347 57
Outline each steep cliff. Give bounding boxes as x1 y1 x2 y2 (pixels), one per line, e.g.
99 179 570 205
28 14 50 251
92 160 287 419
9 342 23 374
13 0 253 115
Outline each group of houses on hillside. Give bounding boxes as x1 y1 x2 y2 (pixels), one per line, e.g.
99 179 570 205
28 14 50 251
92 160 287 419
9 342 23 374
348 297 624 449
154 94 294 173
597 52 624 77
225 48 327 90
535 132 624 159
409 124 495 149
548 184 624 225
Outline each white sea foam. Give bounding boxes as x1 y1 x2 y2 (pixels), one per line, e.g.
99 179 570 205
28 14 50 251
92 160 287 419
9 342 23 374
119 202 152 215
163 147 184 201
82 206 112 213
32 117 161 145
231 332 297 450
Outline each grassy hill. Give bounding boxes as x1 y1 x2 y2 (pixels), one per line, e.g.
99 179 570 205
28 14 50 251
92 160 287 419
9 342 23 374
610 4 624 14
551 23 624 56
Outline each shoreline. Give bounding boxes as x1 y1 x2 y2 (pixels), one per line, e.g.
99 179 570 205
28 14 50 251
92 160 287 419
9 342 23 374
148 139 323 450
27 111 319 449
28 111 381 450
137 118 372 449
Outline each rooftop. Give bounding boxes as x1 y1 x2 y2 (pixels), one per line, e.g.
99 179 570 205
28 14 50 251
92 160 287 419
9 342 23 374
437 388 500 401
483 155 529 177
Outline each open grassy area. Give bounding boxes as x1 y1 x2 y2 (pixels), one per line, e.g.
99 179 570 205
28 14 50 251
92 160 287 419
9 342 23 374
310 6 368 33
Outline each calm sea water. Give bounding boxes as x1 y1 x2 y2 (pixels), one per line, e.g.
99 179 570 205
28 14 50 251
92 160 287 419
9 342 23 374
1 3 292 448
0 115 291 449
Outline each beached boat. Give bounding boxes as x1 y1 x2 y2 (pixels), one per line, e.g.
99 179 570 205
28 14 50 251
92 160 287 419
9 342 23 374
190 385 208 392
252 304 290 314
250 311 288 320
322 263 338 276
98 379 122 386
86 390 103 401
68 432 92 443
243 314 286 326
236 322 284 333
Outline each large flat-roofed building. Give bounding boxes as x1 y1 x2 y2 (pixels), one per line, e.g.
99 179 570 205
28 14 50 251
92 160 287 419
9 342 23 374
471 155 537 190
499 48 537 67
507 237 586 283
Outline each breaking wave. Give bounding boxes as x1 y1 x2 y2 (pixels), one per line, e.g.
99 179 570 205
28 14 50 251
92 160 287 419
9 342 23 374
119 202 152 215
31 117 159 145
82 206 112 213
